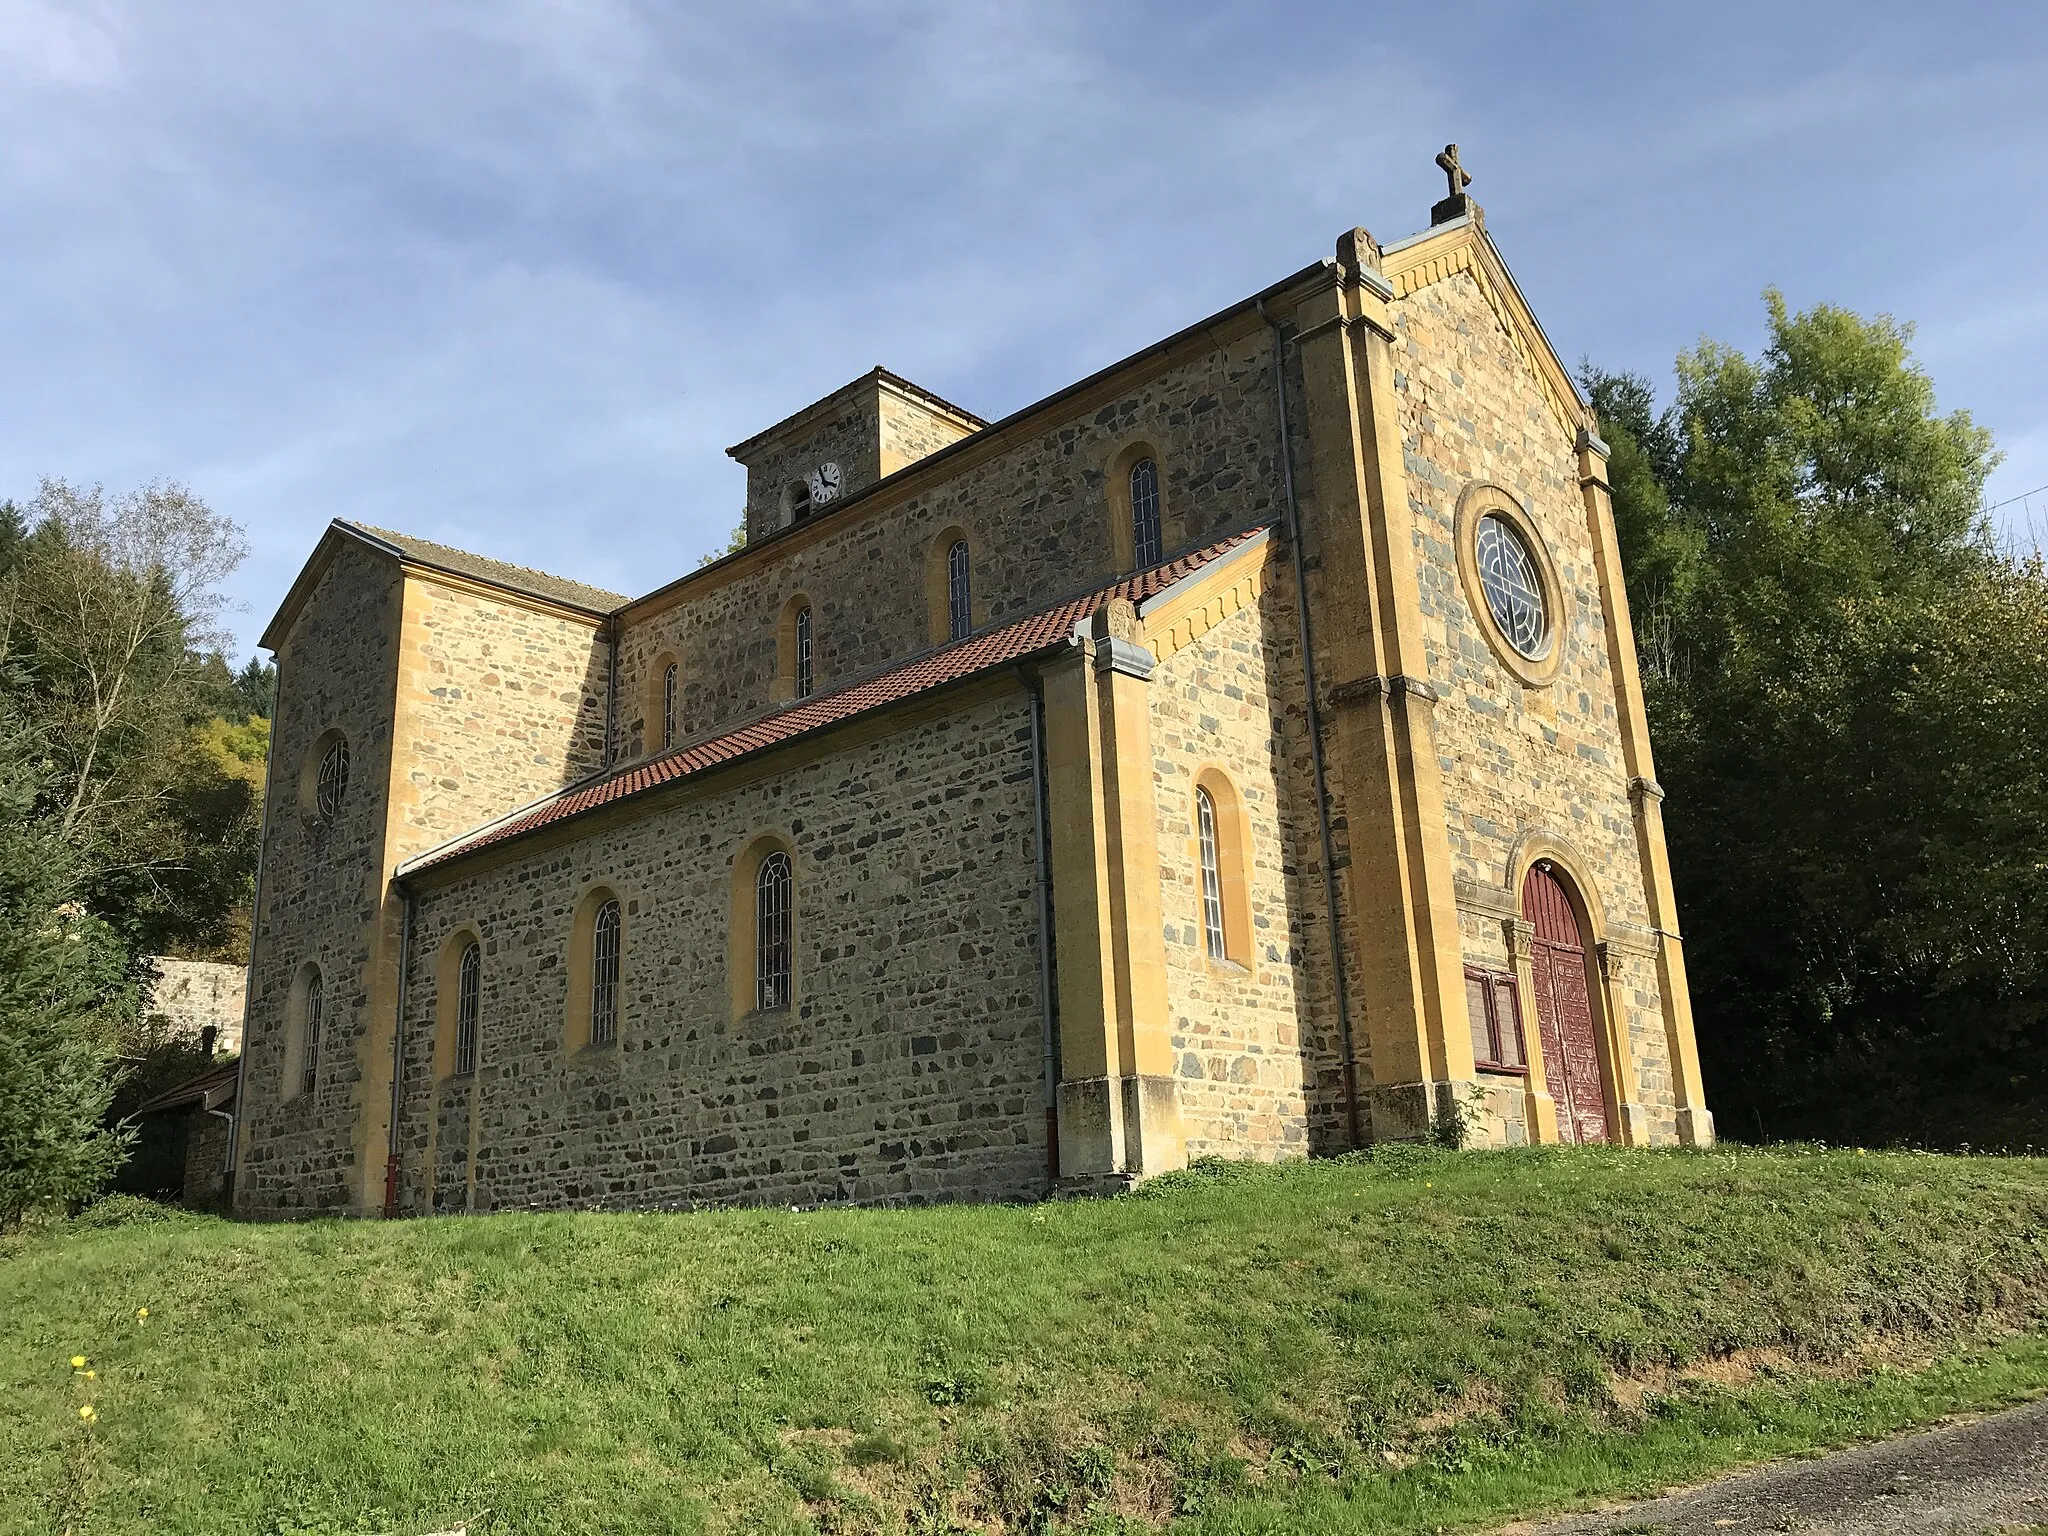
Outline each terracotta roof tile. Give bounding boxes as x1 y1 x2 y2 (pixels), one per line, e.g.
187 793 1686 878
400 525 1270 880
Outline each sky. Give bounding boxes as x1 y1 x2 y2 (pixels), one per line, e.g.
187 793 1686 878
3 1 2045 660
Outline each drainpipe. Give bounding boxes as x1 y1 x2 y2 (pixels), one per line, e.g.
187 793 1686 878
603 616 620 765
1257 297 1363 1150
383 884 413 1217
1025 675 1061 1182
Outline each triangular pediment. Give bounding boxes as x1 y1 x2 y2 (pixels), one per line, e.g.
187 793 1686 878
1379 216 1590 440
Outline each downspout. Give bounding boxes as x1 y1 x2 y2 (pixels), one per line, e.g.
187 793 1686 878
1257 297 1363 1149
1025 672 1061 1182
225 653 285 1203
603 615 621 766
383 883 413 1217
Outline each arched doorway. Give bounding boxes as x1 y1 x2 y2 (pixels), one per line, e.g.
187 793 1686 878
1522 862 1610 1144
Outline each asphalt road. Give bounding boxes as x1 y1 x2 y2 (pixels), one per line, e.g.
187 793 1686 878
1512 1395 2048 1534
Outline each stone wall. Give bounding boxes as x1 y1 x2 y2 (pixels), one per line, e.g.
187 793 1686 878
620 333 1287 760
393 682 1050 1213
388 578 610 852
1148 584 1339 1161
1390 266 1678 1139
741 393 883 542
239 539 405 1216
145 958 247 1054
878 384 976 476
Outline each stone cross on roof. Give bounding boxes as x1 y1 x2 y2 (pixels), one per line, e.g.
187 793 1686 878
1431 142 1478 227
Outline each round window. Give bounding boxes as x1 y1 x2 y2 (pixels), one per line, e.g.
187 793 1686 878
1473 513 1549 660
315 737 350 821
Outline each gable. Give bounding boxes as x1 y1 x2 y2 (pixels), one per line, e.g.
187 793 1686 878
1379 217 1589 441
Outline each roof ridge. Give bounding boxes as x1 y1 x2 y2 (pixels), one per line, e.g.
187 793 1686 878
397 524 1272 882
342 521 629 611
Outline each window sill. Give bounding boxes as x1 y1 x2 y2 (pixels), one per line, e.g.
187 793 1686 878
1476 1063 1529 1078
1203 956 1254 979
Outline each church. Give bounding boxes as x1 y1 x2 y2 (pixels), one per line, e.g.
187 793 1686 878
231 156 1713 1219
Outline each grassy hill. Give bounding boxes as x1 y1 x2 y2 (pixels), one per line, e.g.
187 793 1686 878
5 1146 2048 1536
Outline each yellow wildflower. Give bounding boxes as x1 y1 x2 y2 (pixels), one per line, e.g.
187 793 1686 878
83 1370 95 1381
70 1356 86 1370
136 1308 150 1321
78 1406 96 1422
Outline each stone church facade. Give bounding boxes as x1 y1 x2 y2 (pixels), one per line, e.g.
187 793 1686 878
233 182 1713 1219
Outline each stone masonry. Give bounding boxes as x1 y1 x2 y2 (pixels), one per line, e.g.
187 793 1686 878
236 189 1711 1219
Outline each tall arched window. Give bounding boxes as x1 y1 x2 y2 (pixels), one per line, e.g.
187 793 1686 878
661 661 678 750
756 852 793 1012
590 899 621 1047
301 970 324 1098
946 539 973 641
794 605 814 699
1129 457 1162 568
1196 786 1227 960
454 940 481 1076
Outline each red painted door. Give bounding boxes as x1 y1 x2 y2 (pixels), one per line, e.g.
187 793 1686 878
1522 864 1610 1145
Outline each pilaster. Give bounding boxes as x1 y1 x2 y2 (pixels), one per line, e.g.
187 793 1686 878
1038 609 1186 1186
1502 917 1562 1145
1577 430 1714 1145
1293 229 1478 1142
1593 940 1652 1145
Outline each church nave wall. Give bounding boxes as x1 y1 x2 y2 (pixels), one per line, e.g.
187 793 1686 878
1147 585 1340 1162
392 683 1050 1214
612 332 1287 762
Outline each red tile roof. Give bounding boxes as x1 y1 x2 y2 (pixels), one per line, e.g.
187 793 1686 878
399 526 1271 881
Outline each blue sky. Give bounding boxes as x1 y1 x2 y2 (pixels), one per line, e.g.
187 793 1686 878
3 1 2043 659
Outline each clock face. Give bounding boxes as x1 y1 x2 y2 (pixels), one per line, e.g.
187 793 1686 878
808 462 842 505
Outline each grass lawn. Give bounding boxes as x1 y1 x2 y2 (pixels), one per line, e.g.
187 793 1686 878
4 1145 2048 1535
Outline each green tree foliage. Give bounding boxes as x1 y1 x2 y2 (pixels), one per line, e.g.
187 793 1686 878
2 478 265 957
1586 293 2046 1146
0 690 136 1226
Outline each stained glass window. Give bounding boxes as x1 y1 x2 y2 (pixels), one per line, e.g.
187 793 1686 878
1196 787 1226 960
947 539 972 642
1130 458 1162 568
1474 514 1548 659
455 941 480 1075
315 738 349 821
302 971 323 1098
794 606 814 698
590 900 620 1047
756 852 792 1012
662 662 678 750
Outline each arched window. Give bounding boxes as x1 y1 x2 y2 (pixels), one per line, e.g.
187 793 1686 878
1129 457 1162 569
661 661 678 750
1191 769 1254 969
301 970 323 1098
590 899 621 1047
1196 786 1227 960
315 736 349 821
454 941 481 1076
946 539 973 642
794 605 814 699
756 852 793 1012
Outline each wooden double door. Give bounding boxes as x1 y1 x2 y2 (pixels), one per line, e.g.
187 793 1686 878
1521 863 1611 1144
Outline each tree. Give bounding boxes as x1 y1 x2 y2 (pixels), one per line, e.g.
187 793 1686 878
3 478 262 954
0 685 136 1226
1586 294 2046 1147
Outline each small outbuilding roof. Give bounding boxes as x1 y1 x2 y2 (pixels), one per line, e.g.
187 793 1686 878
133 1059 241 1117
398 524 1273 882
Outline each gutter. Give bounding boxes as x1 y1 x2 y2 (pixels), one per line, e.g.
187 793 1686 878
1257 297 1364 1149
